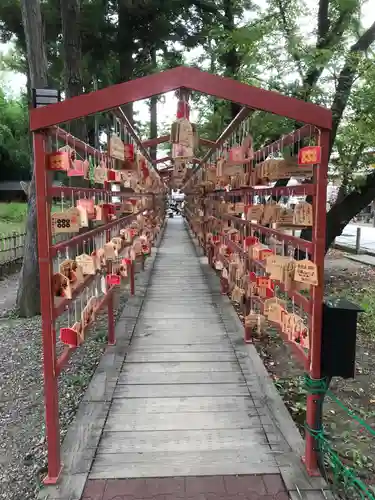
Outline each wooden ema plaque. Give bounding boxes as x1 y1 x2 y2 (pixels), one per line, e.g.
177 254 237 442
298 146 321 165
48 151 70 172
264 298 286 316
109 133 125 161
244 236 258 249
265 255 288 281
294 259 318 286
77 205 89 227
60 325 80 347
276 209 294 226
245 204 263 222
77 198 95 219
94 166 107 184
51 208 80 234
106 274 121 286
293 202 313 226
75 254 96 275
59 259 84 285
67 159 87 177
245 312 266 331
52 272 72 298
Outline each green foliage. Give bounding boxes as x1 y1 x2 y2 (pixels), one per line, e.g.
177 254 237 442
0 201 27 222
0 85 30 181
0 202 27 233
330 59 375 187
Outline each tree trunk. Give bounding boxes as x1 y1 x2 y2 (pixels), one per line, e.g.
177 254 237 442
149 97 158 160
149 47 158 161
335 176 348 205
221 0 241 119
60 0 86 190
17 0 49 317
60 0 86 141
93 78 100 149
118 0 135 122
324 174 375 252
298 167 375 255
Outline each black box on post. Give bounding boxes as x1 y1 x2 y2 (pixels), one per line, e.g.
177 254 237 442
321 297 363 379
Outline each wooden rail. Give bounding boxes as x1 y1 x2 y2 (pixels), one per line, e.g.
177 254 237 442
0 231 26 265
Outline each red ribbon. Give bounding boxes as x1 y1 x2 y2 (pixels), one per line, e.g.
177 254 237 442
176 101 190 119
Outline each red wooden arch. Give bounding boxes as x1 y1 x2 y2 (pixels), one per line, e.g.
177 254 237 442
30 66 332 131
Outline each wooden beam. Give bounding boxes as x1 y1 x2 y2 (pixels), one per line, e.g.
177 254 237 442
153 156 201 165
30 66 332 131
200 138 215 146
142 135 170 148
141 135 216 149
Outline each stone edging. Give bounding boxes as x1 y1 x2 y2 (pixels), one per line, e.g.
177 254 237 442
38 223 167 500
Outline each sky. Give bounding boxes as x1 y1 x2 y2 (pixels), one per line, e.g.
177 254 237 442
0 0 374 164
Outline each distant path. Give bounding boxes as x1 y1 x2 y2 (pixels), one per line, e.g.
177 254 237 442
337 223 375 252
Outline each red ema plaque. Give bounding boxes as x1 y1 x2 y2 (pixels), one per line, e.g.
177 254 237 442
245 236 259 247
298 146 321 165
106 274 121 286
256 276 272 288
60 327 78 347
48 151 70 171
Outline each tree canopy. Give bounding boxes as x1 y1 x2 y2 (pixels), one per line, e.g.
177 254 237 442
0 0 375 236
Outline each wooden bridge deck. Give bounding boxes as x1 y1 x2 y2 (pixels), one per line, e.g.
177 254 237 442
41 218 329 500
90 217 284 480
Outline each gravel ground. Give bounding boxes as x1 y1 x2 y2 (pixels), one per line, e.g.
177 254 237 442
0 276 131 500
0 274 19 317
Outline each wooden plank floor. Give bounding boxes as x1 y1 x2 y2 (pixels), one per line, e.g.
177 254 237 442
89 217 287 480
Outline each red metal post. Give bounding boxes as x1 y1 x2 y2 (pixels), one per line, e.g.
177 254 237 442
105 226 116 345
130 261 135 295
107 291 115 345
244 325 252 343
304 128 329 475
220 276 229 295
207 243 213 267
34 132 62 484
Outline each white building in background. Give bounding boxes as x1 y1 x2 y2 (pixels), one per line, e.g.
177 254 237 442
171 189 185 201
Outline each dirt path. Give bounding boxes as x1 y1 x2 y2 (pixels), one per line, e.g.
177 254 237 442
0 274 19 316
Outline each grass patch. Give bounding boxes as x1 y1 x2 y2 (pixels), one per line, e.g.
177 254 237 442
0 202 28 223
0 202 62 236
0 203 27 234
0 220 25 234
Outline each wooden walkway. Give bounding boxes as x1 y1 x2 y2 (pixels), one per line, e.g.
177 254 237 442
90 217 286 480
42 218 328 499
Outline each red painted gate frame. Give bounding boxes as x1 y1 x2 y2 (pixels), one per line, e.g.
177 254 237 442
30 66 332 481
